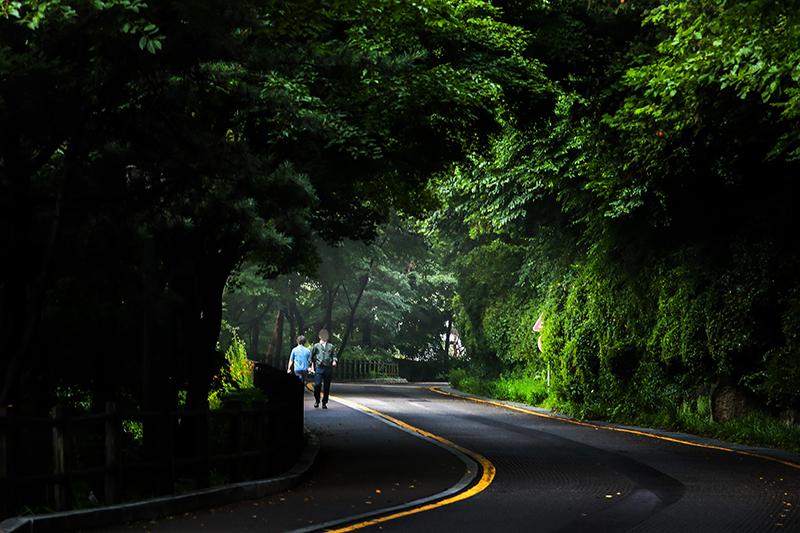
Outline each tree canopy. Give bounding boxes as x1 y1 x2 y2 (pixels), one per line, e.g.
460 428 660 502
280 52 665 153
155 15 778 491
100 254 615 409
1 0 548 410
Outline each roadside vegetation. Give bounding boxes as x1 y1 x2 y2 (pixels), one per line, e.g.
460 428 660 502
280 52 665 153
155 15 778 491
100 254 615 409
450 369 800 454
432 0 800 454
4 0 800 514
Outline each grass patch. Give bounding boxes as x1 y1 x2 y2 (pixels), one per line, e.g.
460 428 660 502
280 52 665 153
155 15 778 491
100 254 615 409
491 374 549 405
449 370 549 407
449 371 800 453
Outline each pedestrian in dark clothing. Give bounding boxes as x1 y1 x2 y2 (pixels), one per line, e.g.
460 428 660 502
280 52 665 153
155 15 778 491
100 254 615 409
311 329 338 409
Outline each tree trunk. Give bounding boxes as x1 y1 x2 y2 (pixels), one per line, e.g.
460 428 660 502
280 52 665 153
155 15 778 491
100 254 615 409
173 249 231 489
325 288 335 334
339 266 372 357
287 313 296 352
321 284 339 336
265 308 285 363
1 147 77 406
246 303 271 362
444 312 453 358
288 276 305 337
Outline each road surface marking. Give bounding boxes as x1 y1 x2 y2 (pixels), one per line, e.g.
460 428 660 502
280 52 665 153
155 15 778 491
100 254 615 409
431 386 800 470
292 387 495 533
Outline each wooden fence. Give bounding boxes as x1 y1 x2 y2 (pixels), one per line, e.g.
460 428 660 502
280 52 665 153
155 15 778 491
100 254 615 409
0 366 303 520
267 355 400 380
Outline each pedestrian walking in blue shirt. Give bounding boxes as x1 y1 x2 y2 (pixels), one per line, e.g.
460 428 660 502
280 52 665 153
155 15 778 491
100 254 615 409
287 335 311 383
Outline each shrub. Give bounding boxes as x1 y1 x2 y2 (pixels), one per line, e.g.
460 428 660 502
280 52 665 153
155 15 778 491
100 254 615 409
492 374 548 405
209 329 259 409
450 368 468 390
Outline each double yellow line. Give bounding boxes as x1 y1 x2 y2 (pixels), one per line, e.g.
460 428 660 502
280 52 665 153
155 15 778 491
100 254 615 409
430 386 800 471
312 393 495 533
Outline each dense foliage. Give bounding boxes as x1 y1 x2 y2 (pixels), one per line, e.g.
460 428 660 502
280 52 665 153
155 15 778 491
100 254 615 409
440 0 800 429
222 214 456 376
2 0 546 511
1 0 545 413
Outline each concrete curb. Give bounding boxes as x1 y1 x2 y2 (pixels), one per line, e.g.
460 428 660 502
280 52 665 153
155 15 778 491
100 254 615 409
0 429 321 533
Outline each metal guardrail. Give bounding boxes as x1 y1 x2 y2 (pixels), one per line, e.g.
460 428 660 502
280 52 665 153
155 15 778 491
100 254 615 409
265 355 400 380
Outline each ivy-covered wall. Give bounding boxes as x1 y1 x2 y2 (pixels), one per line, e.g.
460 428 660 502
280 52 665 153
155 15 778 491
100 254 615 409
453 230 800 423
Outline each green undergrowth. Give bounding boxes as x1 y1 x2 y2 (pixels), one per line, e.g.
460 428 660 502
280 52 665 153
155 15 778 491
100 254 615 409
449 370 800 453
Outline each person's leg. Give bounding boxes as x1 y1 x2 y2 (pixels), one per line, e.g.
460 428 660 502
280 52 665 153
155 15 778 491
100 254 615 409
313 370 323 407
322 367 333 406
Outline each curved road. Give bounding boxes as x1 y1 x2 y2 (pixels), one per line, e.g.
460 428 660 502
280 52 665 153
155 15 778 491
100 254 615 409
94 383 800 532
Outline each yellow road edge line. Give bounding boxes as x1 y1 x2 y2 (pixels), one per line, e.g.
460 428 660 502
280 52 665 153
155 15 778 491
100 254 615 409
311 392 495 533
430 386 800 471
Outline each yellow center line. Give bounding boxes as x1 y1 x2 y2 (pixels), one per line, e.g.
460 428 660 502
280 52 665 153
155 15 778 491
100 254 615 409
430 386 800 470
314 392 495 533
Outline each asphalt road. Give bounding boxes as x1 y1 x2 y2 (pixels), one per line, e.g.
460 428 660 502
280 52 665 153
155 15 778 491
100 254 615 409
88 383 800 533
